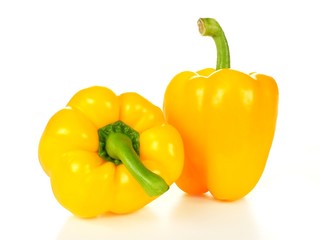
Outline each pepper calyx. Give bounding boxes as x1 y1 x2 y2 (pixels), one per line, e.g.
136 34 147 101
98 120 139 164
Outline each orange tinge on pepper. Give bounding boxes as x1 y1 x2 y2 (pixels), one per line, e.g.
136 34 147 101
163 18 278 201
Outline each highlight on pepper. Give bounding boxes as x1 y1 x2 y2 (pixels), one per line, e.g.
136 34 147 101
163 18 278 201
38 86 184 218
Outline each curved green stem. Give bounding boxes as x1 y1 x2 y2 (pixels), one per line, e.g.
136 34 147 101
106 132 169 197
197 18 230 69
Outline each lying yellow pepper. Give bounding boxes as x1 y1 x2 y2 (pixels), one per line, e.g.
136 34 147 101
39 86 184 218
163 18 278 201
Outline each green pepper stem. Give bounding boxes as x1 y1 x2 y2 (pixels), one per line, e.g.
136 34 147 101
197 18 230 69
106 132 169 197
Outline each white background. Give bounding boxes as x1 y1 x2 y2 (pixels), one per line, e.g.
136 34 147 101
1 0 320 239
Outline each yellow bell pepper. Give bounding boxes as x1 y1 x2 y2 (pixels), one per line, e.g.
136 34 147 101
39 86 184 218
163 18 278 201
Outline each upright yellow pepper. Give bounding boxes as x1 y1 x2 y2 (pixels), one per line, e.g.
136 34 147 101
163 18 278 201
39 86 184 218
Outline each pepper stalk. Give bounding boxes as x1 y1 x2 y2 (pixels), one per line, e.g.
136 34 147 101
197 18 231 70
98 121 169 197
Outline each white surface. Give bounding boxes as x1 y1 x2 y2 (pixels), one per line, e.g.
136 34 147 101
1 0 320 239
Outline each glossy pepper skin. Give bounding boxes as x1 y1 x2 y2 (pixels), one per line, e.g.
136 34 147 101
163 18 278 201
39 86 184 218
